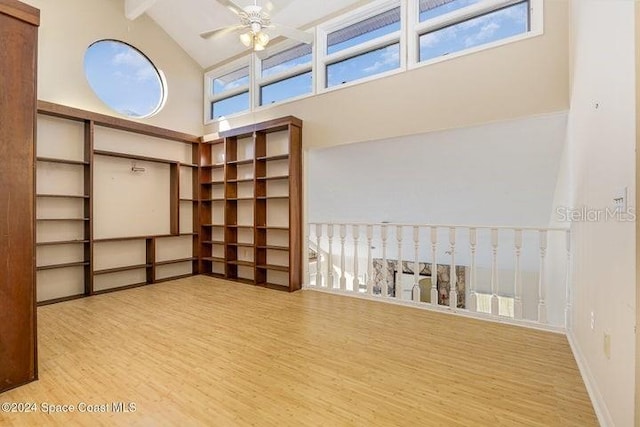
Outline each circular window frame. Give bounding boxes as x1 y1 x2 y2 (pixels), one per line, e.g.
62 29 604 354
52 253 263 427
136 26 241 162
84 39 168 119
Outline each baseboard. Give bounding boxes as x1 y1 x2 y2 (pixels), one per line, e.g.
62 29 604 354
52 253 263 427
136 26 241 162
567 330 613 427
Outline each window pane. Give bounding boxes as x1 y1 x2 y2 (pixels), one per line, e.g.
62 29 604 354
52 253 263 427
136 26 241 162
213 66 250 95
211 92 249 119
327 43 400 88
261 72 312 105
84 40 165 118
419 0 482 22
327 7 401 55
262 44 312 78
419 2 529 62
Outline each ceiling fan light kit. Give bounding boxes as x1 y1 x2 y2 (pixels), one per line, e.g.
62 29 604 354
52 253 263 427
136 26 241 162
200 0 311 53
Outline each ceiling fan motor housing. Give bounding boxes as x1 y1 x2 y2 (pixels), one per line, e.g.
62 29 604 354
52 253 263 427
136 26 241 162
241 5 271 31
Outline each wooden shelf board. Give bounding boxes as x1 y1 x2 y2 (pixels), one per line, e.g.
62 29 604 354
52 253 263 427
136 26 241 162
201 224 224 228
94 149 180 165
155 257 196 267
180 163 198 168
226 243 254 248
256 154 289 162
202 240 225 245
256 196 289 200
93 264 150 276
227 159 253 166
37 240 89 247
37 156 89 166
227 260 254 267
37 293 86 307
202 256 225 263
257 245 289 251
36 218 89 222
226 225 254 229
226 197 254 201
92 281 149 296
154 274 194 284
203 139 224 145
37 261 88 271
37 194 89 199
179 198 197 202
256 264 289 272
201 198 225 202
256 175 289 181
201 163 225 169
227 178 254 183
93 233 195 243
256 226 289 230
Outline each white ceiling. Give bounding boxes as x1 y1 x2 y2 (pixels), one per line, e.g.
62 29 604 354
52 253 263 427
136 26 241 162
133 0 366 69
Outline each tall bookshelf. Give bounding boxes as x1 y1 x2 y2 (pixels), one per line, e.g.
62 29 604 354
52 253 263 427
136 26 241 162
198 116 302 292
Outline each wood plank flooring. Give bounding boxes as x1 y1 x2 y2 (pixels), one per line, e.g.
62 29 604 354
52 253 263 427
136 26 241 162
0 276 597 426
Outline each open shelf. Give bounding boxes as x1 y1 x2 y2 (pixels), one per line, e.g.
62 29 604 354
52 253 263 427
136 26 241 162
37 156 89 165
36 261 89 271
256 154 289 161
155 257 197 266
36 218 89 222
256 175 289 181
257 245 289 251
37 194 90 199
37 240 89 247
93 264 150 276
202 256 225 262
257 264 289 272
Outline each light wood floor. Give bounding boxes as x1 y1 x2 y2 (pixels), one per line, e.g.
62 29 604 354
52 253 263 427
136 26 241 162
1 276 597 426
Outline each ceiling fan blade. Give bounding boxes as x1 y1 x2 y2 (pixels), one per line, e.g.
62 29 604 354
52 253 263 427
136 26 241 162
216 0 246 16
264 0 295 13
270 25 313 44
200 24 245 40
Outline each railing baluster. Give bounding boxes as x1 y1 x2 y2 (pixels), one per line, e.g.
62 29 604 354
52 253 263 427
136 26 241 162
315 224 323 288
339 224 347 291
430 227 438 305
490 228 499 315
538 230 548 323
396 225 403 300
449 227 457 309
468 228 477 312
565 230 571 329
327 224 334 290
412 226 420 302
352 225 360 293
381 225 388 297
514 229 523 319
366 225 373 295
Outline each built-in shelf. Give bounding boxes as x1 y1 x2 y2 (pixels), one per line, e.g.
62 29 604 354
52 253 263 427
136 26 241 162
155 257 197 267
37 156 89 166
36 218 89 222
93 264 150 275
257 245 289 251
93 233 197 243
37 240 89 247
37 194 90 199
36 261 89 271
197 116 302 292
257 264 289 272
256 154 289 161
201 163 225 169
94 149 194 168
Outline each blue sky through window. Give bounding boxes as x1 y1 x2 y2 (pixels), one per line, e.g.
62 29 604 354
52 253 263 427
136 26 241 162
419 2 529 62
261 72 312 105
212 91 250 119
84 40 164 118
327 44 400 88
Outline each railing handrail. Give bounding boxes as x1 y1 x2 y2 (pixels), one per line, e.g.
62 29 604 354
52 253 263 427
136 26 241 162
308 221 570 232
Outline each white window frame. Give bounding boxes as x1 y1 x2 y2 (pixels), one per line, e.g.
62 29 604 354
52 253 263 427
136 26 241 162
316 0 406 93
203 0 545 124
254 36 316 110
407 0 543 69
204 56 253 125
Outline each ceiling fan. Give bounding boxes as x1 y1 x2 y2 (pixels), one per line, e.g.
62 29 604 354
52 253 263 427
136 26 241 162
200 0 313 52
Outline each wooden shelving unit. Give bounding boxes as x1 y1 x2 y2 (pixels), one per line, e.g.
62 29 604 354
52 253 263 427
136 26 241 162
35 102 201 305
198 116 302 292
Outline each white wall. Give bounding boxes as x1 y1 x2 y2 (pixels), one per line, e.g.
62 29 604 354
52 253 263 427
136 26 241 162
23 0 203 135
567 1 637 425
308 112 568 226
205 0 569 150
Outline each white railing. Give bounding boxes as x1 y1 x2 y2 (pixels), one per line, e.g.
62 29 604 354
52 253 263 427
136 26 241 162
307 222 571 331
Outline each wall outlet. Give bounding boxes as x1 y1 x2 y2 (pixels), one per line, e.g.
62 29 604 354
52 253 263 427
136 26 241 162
590 311 595 331
603 332 611 359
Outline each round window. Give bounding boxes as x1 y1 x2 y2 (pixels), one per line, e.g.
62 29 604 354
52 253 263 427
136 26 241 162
84 40 167 118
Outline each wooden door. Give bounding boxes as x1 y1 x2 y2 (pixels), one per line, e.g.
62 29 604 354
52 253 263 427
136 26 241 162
0 0 39 393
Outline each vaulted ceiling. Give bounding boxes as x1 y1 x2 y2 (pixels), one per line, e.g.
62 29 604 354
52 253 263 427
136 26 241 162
124 0 367 69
